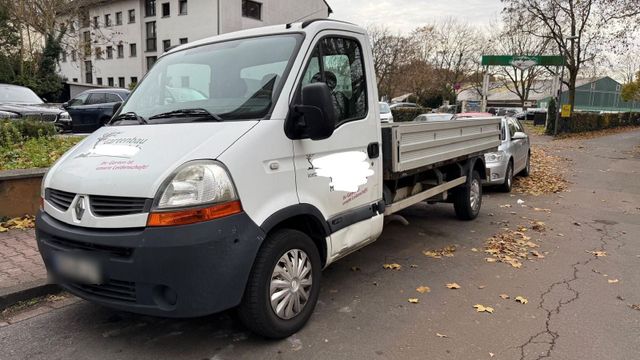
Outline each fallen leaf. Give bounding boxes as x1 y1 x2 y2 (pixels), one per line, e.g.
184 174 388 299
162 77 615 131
473 304 494 313
445 283 461 289
531 250 545 259
573 222 581 226
490 353 495 357
485 257 497 263
608 279 619 284
0 215 36 231
630 304 640 311
383 263 402 270
531 221 546 232
499 294 510 299
515 296 528 304
478 285 486 289
587 250 607 257
517 199 525 205
471 248 479 252
416 286 431 294
436 333 448 338
499 204 512 208
533 207 551 213
408 298 419 304
410 264 418 268
422 245 456 259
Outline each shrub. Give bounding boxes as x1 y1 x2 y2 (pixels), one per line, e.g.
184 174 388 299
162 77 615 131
391 107 430 122
0 118 56 147
545 99 557 135
561 112 640 134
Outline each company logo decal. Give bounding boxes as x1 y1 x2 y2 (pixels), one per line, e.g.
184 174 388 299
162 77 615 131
75 196 86 220
75 131 148 159
307 151 374 193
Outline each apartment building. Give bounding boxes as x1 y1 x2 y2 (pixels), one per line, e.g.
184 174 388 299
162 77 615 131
58 0 332 88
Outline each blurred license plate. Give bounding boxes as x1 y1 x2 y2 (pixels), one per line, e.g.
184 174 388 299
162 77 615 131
52 252 103 284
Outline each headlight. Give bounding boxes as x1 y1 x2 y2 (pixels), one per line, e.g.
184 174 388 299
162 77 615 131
484 151 505 163
148 161 241 226
58 111 71 121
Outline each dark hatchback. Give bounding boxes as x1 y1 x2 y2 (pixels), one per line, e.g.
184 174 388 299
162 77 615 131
0 84 72 131
63 88 130 133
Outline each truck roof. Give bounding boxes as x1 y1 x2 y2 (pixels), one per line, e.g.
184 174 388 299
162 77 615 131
164 19 365 57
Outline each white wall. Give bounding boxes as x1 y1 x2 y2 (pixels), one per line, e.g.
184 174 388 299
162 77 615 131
57 0 329 87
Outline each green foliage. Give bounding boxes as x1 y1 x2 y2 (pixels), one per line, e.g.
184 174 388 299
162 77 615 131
391 107 429 122
0 119 82 170
621 71 640 102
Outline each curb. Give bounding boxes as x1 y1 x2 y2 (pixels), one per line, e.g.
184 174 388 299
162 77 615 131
0 280 61 311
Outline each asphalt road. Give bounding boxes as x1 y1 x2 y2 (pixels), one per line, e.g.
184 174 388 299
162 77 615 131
1 129 639 360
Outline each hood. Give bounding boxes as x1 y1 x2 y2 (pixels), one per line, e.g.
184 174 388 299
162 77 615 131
45 121 258 198
0 103 63 116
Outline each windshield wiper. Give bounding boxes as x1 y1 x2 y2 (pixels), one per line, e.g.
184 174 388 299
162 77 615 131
148 108 223 121
111 112 147 125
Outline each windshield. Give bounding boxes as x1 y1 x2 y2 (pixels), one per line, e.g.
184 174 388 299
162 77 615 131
118 34 302 122
379 102 390 114
0 86 43 104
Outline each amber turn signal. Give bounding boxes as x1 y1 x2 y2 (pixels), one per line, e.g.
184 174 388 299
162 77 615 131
147 201 242 227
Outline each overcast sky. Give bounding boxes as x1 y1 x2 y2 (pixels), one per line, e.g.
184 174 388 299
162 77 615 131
328 0 504 33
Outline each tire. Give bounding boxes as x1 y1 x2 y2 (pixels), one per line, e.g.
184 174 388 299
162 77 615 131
520 153 531 177
499 161 513 193
238 229 321 339
453 170 482 220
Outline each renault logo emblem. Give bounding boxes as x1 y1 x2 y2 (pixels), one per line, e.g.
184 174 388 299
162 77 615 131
75 196 86 220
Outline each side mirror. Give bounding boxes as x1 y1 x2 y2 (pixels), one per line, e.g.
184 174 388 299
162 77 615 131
294 83 337 141
61 101 69 109
512 131 527 140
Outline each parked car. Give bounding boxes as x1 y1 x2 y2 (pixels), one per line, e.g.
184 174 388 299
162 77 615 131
389 102 418 109
379 102 393 123
0 83 72 131
484 117 531 192
63 88 130 133
414 113 454 122
454 112 494 119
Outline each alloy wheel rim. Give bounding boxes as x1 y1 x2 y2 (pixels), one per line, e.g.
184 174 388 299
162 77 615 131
470 179 481 211
269 249 313 320
507 167 513 187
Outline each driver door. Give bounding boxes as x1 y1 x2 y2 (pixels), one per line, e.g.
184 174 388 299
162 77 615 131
291 33 383 263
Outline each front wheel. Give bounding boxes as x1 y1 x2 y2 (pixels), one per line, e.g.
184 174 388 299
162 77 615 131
499 162 513 193
453 170 482 220
238 229 321 339
520 153 531 177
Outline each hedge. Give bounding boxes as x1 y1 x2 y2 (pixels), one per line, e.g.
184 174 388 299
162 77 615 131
554 112 640 133
0 119 57 147
391 107 431 122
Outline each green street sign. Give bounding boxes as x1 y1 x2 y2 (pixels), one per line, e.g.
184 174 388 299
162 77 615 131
481 55 566 68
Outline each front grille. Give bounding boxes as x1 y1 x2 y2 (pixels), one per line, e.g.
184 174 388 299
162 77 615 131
90 195 150 217
68 279 136 303
46 188 75 211
47 235 133 259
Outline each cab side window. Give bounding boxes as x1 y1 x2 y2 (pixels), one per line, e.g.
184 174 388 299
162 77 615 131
301 36 368 127
86 93 106 105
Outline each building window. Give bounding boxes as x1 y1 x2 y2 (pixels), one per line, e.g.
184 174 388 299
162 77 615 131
95 47 103 59
179 0 188 15
71 50 77 62
81 11 90 28
85 60 93 83
108 77 114 86
106 46 113 59
93 16 99 28
73 78 78 83
82 31 91 55
146 56 157 71
242 0 262 20
61 51 67 62
163 39 171 52
97 77 103 85
128 9 136 23
118 77 125 88
117 44 124 58
116 12 123 25
131 76 138 86
162 2 170 17
145 0 156 17
146 21 156 51
104 14 111 27
179 37 188 44
130 43 137 57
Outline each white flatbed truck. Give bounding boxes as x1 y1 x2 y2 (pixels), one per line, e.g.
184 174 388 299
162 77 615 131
36 19 500 338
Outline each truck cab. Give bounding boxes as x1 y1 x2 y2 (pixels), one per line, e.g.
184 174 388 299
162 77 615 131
36 20 499 339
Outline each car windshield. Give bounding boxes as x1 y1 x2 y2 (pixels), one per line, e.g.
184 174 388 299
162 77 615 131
0 85 43 104
118 34 302 122
379 102 390 114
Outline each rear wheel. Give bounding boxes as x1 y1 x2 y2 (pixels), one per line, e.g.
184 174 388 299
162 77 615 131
499 162 513 193
238 229 321 339
453 170 482 220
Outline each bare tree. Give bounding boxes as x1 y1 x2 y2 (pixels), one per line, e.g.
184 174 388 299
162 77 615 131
367 25 417 100
502 0 640 115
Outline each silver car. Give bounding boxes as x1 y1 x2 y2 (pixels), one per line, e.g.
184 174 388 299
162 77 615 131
484 117 531 192
379 102 394 123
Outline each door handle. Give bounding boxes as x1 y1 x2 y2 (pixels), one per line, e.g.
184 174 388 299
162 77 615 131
367 142 379 159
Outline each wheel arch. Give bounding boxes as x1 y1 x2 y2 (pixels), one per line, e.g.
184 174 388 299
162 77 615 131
260 204 330 266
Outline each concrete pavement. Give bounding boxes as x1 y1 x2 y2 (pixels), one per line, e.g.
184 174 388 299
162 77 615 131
0 129 638 360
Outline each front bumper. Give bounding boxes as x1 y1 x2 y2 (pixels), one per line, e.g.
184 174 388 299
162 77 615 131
36 210 265 317
484 159 509 185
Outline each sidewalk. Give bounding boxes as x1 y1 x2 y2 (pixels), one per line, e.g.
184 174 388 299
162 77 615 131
0 228 56 309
